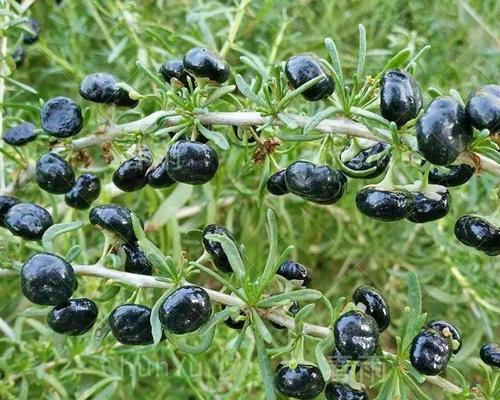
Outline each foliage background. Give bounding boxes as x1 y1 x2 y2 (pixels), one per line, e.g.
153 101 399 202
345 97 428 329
0 0 498 399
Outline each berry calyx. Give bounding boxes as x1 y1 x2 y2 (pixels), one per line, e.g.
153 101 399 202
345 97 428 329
48 298 98 335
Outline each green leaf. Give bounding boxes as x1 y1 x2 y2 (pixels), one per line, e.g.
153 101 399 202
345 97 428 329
150 289 173 344
65 245 82 263
164 326 215 354
204 233 245 281
41 221 85 253
77 377 121 400
324 37 344 85
278 75 325 109
197 122 230 150
401 373 433 400
258 209 279 294
252 321 277 400
236 74 267 107
252 310 273 343
201 85 235 107
407 272 422 316
200 305 240 335
257 289 323 308
294 303 315 335
315 332 334 380
149 184 193 230
304 106 342 134
4 76 38 94
95 283 121 302
93 381 118 400
356 24 367 78
136 60 170 91
384 48 412 70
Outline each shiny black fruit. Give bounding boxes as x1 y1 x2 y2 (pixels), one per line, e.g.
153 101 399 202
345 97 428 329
159 59 194 87
406 190 451 224
275 364 325 400
285 161 346 204
48 298 98 335
112 151 153 192
341 142 390 179
410 329 452 375
146 158 176 188
425 320 462 354
325 382 368 400
380 69 423 127
221 305 246 330
202 224 238 273
183 47 230 83
21 252 75 305
166 140 219 185
428 164 475 187
480 343 500 368
0 195 19 227
89 204 139 243
113 88 139 108
465 85 500 132
36 153 75 194
3 122 37 146
159 285 212 334
416 97 473 165
276 260 312 287
4 202 53 240
353 285 390 332
285 53 335 101
41 96 83 138
65 173 101 209
118 242 152 275
266 170 288 196
108 304 154 345
355 188 414 221
454 215 500 256
79 72 119 103
334 310 379 360
23 18 41 45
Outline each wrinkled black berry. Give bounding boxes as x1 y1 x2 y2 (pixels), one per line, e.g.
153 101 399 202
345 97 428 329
480 343 500 368
202 224 238 273
183 47 230 84
41 96 83 138
112 88 139 108
285 53 335 101
285 161 346 204
146 157 176 188
89 204 140 243
118 242 152 275
12 47 26 68
410 329 452 375
341 142 390 179
325 382 368 400
425 320 462 354
79 72 119 103
159 59 194 87
0 195 20 227
65 173 101 209
334 310 379 360
159 285 212 334
454 215 500 256
23 18 41 45
112 151 152 192
380 69 423 127
465 85 500 132
3 122 37 146
48 298 98 335
428 164 475 187
355 188 414 221
21 252 75 305
4 202 53 240
276 260 312 287
275 364 325 400
266 170 288 196
406 190 451 224
353 285 390 332
166 140 219 185
36 153 75 194
108 304 154 345
416 97 473 165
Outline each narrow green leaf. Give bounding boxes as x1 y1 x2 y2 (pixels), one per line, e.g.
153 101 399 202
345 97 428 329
42 221 85 253
150 290 173 344
401 373 433 400
164 326 215 354
136 60 169 91
384 48 412 70
304 106 342 134
77 377 121 400
315 332 334 380
197 123 229 150
294 303 315 335
324 37 344 85
252 322 277 400
4 76 38 94
278 75 324 109
200 306 239 335
236 74 267 107
356 24 366 78
150 184 193 229
407 272 422 316
258 209 279 294
204 233 245 281
252 310 273 343
257 289 323 308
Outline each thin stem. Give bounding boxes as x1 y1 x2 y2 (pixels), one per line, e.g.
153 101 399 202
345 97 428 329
220 0 251 58
0 1 9 190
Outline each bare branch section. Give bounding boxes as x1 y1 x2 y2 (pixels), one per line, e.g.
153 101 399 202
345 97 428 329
0 264 462 394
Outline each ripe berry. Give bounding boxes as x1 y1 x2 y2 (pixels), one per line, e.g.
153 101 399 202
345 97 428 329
416 97 473 165
21 252 76 305
159 59 194 87
4 202 53 240
276 260 312 287
410 329 452 375
12 47 25 68
118 242 152 275
274 364 325 400
202 224 238 273
480 343 500 368
0 195 19 227
36 153 75 194
221 305 246 330
146 157 176 188
406 190 451 224
112 150 153 192
79 72 119 104
166 140 219 185
183 47 230 83
159 285 212 334
89 204 140 243
341 142 390 179
334 310 379 360
428 164 475 187
3 122 37 146
108 304 154 345
285 161 346 204
266 170 288 196
112 88 139 108
355 188 414 221
465 85 500 132
285 53 335 101
65 173 101 209
454 215 500 256
48 298 98 335
425 320 462 354
380 69 423 127
325 382 368 400
23 18 41 45
41 96 83 138
353 285 390 332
